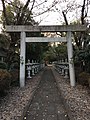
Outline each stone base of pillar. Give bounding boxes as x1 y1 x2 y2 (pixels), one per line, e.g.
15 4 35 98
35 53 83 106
64 75 69 79
27 76 32 79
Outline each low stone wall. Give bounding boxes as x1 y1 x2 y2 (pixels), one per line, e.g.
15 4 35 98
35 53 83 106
52 68 90 120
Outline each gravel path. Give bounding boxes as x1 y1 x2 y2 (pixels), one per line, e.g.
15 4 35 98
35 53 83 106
0 70 44 120
0 66 90 120
23 67 69 120
52 67 90 120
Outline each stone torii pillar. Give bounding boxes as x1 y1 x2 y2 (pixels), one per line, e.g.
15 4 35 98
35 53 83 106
20 32 26 87
67 31 75 86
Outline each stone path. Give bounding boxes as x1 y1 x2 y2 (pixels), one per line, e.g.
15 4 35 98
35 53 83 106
23 67 69 120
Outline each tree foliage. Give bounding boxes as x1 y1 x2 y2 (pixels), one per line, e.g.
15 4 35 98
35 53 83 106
43 43 67 62
56 0 90 73
1 0 50 66
26 42 49 62
1 0 37 25
0 34 10 51
1 0 90 73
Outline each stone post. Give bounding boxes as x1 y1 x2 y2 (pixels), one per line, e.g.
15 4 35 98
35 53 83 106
64 66 69 79
32 60 35 75
27 59 32 78
67 32 75 86
20 32 26 87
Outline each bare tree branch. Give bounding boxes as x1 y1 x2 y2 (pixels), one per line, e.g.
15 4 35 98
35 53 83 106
17 0 31 24
32 1 58 17
62 11 68 25
23 0 31 10
30 0 35 11
62 10 81 48
81 0 86 24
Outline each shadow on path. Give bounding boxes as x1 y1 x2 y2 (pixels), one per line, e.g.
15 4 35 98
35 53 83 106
23 67 69 120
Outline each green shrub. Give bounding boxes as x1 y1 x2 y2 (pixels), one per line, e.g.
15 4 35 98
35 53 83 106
10 62 19 70
0 62 7 69
10 69 19 86
78 72 90 86
0 69 11 94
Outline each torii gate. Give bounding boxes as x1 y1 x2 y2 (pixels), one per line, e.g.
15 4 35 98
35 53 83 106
5 25 87 87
